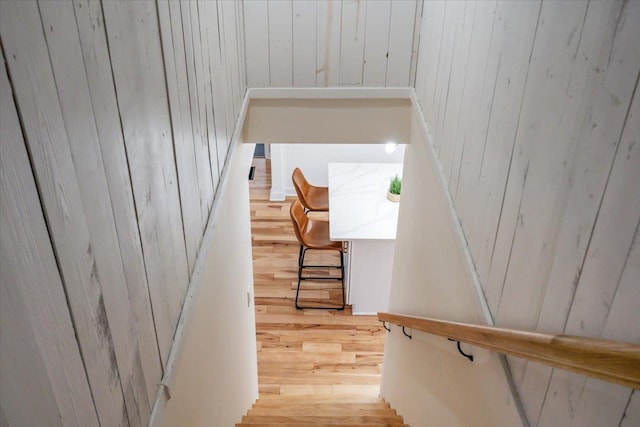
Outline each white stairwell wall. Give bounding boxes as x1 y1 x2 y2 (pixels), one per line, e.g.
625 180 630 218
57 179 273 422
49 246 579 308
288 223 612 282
0 0 250 425
243 0 422 88
381 103 527 427
152 140 259 427
2 1 639 426
381 1 639 427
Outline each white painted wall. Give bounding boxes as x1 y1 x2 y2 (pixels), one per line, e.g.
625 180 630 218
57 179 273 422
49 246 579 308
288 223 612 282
0 0 248 425
155 142 259 427
380 107 526 427
244 0 422 88
407 1 640 426
269 143 405 200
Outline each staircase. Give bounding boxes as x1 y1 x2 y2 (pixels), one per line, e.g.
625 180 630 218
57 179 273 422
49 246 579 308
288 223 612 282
237 394 408 426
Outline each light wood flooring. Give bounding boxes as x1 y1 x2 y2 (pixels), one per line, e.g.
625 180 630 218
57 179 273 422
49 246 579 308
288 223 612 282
249 158 386 397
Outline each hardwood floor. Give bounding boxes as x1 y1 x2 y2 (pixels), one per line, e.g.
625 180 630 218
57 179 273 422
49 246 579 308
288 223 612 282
249 158 386 397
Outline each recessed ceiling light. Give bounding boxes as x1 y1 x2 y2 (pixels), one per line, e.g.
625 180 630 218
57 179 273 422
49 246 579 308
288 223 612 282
385 142 398 153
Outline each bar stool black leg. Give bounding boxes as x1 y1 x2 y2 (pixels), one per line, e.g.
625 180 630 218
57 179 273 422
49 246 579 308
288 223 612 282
295 247 345 310
298 245 304 267
339 250 345 310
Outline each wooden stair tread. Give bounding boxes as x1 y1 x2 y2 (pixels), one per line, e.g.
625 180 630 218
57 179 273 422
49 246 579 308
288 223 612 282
247 408 397 417
237 424 408 427
241 415 404 423
238 396 406 426
254 394 386 404
250 402 392 410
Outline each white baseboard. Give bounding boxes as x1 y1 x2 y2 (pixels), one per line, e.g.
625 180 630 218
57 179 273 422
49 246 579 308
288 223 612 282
269 190 285 201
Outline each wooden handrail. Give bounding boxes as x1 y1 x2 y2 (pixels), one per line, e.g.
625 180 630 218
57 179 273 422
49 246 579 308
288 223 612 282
378 312 640 389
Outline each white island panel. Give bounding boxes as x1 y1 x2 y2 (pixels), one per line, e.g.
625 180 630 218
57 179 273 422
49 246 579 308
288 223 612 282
349 240 396 315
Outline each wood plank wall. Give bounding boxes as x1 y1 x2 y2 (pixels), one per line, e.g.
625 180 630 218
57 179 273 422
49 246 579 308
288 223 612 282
414 1 639 426
244 0 422 88
0 0 245 425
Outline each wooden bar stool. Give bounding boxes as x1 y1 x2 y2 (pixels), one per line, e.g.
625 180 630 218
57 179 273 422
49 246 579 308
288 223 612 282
292 168 329 212
289 199 345 310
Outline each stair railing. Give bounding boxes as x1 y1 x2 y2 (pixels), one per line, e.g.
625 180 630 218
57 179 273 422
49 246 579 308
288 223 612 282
378 312 640 389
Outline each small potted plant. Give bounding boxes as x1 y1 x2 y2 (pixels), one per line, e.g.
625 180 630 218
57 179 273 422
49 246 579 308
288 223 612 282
387 174 401 202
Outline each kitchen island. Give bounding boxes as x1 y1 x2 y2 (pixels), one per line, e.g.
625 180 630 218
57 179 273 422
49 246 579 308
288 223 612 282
328 163 403 314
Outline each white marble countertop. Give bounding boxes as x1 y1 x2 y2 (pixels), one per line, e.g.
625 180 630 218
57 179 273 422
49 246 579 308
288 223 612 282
328 163 403 240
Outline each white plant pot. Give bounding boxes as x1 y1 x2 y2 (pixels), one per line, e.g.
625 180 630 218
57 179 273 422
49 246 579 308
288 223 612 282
387 191 400 203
